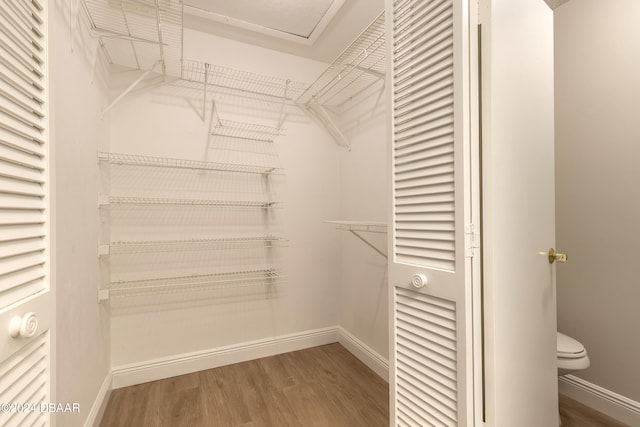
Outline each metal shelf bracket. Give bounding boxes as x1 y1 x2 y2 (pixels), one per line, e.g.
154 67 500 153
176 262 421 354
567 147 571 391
301 103 350 149
325 221 387 258
102 60 162 114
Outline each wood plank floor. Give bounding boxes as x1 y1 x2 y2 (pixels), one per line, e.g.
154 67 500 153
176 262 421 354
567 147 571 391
100 343 628 427
559 394 629 427
100 343 389 427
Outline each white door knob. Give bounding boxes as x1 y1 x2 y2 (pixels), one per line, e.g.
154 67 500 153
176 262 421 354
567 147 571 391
9 312 38 339
411 273 428 288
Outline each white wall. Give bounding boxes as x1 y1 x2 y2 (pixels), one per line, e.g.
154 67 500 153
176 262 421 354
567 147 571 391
335 84 389 361
50 2 111 426
107 29 343 368
555 0 640 403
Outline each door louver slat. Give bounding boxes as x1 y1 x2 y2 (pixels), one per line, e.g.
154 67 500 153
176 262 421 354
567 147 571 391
0 334 48 426
393 0 450 47
0 2 49 425
394 19 453 75
0 0 47 311
395 287 458 426
393 0 455 271
395 24 453 76
391 0 468 424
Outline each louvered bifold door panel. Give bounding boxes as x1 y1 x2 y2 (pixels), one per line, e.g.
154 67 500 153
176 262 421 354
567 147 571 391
0 333 49 426
395 288 458 426
390 0 469 425
0 0 47 309
392 0 456 272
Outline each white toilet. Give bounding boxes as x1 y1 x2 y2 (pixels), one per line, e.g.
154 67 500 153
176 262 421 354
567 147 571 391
557 332 590 376
557 332 590 426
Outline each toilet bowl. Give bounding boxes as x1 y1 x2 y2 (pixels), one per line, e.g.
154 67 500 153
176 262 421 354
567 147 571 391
557 332 590 426
557 332 590 376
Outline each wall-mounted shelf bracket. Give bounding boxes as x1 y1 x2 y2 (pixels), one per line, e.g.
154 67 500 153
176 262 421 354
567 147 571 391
277 80 290 129
325 221 387 258
296 11 385 149
70 0 80 53
349 65 385 80
91 38 102 84
90 28 168 46
97 195 109 207
349 230 387 259
102 60 162 114
97 288 110 302
302 103 350 149
98 244 110 257
154 0 167 76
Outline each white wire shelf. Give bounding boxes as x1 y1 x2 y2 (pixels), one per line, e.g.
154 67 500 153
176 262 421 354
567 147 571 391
80 2 306 120
324 220 388 233
101 268 284 299
211 120 283 142
100 236 288 255
181 60 306 102
98 151 283 175
297 11 385 108
81 0 183 76
99 196 280 208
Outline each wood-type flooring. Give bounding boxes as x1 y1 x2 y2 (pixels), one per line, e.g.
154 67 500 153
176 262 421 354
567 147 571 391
559 394 629 427
100 343 388 427
100 343 628 427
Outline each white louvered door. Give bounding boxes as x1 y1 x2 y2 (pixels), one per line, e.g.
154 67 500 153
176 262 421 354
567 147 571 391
0 1 52 426
387 0 477 425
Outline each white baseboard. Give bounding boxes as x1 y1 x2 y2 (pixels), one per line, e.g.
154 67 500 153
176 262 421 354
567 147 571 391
337 327 389 382
83 372 112 427
112 327 338 389
559 374 640 426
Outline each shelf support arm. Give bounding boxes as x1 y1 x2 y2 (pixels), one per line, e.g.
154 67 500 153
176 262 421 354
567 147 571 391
349 230 387 259
97 288 110 302
70 0 80 53
301 103 350 149
277 80 290 129
103 60 161 114
90 28 169 45
203 63 210 122
154 0 167 76
349 65 385 80
90 38 101 84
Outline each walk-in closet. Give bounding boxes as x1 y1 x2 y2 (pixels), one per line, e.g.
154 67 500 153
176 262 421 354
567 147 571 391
50 0 390 425
6 0 632 426
94 1 389 377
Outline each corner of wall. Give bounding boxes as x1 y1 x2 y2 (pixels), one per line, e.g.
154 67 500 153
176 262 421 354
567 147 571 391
83 373 112 427
337 327 389 381
51 2 112 426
